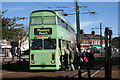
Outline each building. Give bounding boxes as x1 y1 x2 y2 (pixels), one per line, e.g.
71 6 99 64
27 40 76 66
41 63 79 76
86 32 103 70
0 40 12 57
19 36 29 52
79 30 105 51
111 37 120 48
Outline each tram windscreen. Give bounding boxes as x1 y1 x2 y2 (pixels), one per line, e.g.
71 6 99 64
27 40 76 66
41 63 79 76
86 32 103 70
31 16 42 25
44 39 56 49
43 16 56 25
31 39 42 50
30 16 55 25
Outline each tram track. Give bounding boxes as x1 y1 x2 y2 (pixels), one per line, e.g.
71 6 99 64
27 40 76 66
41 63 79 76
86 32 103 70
2 54 106 79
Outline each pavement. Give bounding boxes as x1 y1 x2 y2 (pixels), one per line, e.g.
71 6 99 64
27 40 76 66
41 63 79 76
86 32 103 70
0 54 29 63
92 65 120 79
92 53 120 79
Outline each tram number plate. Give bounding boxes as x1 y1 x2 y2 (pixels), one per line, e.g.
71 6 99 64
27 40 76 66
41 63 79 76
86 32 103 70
34 28 52 35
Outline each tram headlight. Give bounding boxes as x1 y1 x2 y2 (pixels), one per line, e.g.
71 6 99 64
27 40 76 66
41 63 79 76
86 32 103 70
31 61 35 64
51 61 55 63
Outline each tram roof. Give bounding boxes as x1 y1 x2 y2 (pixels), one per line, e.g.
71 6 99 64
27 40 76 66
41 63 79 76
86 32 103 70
31 10 75 31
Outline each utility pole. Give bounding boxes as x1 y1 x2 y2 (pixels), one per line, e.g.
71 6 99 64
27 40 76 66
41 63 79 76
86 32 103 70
100 23 102 56
91 23 103 56
75 0 81 78
75 0 81 52
108 29 112 79
105 27 109 79
104 27 112 79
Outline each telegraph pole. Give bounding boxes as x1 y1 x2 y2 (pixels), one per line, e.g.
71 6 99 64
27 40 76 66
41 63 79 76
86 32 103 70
108 29 112 79
105 27 109 79
75 0 82 78
105 27 112 79
100 23 102 56
75 0 81 52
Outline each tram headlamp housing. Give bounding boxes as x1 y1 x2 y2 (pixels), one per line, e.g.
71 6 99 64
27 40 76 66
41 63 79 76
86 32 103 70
31 54 34 60
52 53 55 60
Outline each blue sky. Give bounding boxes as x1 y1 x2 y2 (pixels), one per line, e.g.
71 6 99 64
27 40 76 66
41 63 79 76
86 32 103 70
2 2 119 37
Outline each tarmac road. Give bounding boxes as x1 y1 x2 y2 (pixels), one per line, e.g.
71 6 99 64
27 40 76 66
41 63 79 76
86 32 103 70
1 53 120 80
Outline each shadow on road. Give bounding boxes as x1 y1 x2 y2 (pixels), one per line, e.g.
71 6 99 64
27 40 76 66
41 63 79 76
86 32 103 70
2 61 58 72
2 55 120 71
2 61 29 72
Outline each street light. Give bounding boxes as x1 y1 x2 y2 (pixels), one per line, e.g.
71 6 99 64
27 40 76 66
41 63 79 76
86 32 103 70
91 23 103 56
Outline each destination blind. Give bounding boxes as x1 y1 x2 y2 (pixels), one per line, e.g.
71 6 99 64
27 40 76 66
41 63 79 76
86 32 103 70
34 28 52 35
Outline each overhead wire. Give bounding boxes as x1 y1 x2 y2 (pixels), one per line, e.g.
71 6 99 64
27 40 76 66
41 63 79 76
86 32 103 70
64 8 75 14
31 0 50 8
52 2 59 8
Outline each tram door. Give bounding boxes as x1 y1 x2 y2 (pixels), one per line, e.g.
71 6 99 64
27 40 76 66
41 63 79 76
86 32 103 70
59 39 62 50
59 39 64 67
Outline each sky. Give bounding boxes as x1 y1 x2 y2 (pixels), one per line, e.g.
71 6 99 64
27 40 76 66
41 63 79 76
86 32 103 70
2 2 119 38
1 0 120 2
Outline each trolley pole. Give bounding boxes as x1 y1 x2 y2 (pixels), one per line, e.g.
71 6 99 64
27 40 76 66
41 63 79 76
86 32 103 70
75 0 81 78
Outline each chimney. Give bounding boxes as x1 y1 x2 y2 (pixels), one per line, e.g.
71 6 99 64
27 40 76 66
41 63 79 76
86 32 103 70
80 29 84 34
91 31 95 35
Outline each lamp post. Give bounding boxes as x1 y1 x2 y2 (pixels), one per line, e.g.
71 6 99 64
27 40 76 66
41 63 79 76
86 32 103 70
91 23 103 55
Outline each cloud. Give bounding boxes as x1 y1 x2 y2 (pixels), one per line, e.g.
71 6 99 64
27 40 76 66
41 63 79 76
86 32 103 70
72 20 102 32
7 7 26 12
81 21 101 27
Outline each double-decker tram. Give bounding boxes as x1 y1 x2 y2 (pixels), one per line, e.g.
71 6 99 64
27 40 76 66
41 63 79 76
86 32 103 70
29 10 76 70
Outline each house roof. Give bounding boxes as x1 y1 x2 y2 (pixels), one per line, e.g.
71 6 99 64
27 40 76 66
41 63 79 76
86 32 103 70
80 34 104 39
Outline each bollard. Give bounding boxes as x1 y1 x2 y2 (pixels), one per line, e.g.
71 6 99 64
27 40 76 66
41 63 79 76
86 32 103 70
78 69 81 78
87 68 91 78
87 62 91 79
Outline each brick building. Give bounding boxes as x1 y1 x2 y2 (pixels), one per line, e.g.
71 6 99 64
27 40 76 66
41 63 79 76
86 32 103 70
111 37 120 48
79 30 105 50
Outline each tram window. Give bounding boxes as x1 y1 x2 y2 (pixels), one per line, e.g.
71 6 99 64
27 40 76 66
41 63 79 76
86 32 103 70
62 40 67 49
70 27 74 34
61 20 66 29
58 17 61 25
68 25 70 32
30 16 42 25
31 39 42 50
44 39 56 49
66 24 68 30
43 16 56 25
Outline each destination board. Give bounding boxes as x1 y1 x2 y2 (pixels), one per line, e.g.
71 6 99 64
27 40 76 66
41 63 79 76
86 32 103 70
34 28 52 35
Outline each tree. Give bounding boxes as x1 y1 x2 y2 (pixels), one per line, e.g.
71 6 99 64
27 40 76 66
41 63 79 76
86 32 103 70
1 10 28 41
